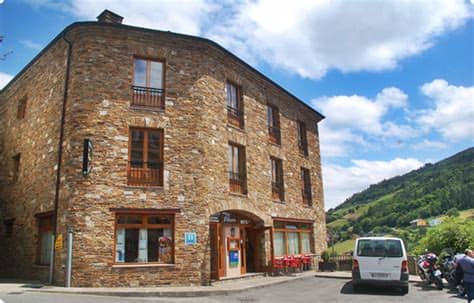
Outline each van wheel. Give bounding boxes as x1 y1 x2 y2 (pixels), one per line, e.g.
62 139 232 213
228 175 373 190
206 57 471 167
401 286 409 294
353 284 360 292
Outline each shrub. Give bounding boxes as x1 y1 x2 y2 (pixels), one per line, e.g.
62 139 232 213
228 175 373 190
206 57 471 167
414 217 474 255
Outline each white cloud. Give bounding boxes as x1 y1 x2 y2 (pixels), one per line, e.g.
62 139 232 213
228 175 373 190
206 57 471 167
23 0 472 80
418 79 474 141
207 0 472 79
0 72 13 90
323 157 424 210
20 40 43 51
412 139 448 150
23 0 219 35
312 87 416 158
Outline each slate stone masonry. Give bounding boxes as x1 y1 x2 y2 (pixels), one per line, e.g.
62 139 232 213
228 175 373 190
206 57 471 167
0 15 326 287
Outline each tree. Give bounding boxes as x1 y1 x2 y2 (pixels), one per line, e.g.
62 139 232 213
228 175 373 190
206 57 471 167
445 207 459 217
414 217 474 255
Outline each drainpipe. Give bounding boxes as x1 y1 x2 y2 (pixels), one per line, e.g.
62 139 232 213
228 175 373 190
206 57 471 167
50 32 72 285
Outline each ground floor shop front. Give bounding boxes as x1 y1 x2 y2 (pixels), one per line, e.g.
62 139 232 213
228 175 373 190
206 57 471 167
1 208 319 287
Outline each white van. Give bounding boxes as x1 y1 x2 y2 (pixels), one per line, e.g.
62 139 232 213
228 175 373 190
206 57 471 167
352 237 409 294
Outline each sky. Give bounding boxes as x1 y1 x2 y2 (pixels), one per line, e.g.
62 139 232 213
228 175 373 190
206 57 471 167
0 0 473 210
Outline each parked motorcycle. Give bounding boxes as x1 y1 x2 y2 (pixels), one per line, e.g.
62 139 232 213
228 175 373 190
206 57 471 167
441 254 458 290
417 252 443 290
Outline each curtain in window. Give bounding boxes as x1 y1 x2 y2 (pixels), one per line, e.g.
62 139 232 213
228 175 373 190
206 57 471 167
138 228 148 263
301 233 311 254
226 82 238 109
274 231 285 257
116 228 125 262
287 232 300 255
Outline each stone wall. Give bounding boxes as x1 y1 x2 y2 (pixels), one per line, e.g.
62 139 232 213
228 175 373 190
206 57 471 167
0 21 326 287
0 39 69 281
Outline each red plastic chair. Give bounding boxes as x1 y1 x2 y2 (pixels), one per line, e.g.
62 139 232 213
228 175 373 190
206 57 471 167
288 255 301 273
272 258 285 276
302 255 312 271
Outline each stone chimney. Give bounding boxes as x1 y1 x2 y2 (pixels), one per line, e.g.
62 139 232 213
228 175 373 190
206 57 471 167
97 10 124 24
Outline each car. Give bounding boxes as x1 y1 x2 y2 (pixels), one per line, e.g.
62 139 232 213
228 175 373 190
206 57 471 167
352 237 409 294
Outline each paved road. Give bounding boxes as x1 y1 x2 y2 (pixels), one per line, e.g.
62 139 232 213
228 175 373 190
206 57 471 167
0 277 465 303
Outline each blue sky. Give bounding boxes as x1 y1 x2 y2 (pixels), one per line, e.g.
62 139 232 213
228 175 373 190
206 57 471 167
1 0 473 209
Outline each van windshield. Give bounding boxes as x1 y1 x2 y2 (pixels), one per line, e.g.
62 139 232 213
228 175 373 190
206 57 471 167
357 239 403 257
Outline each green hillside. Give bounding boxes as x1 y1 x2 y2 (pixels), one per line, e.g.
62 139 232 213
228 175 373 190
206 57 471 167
326 147 474 251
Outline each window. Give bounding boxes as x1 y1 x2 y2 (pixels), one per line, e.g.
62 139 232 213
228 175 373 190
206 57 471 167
115 213 174 264
226 81 244 128
37 214 54 265
301 168 312 206
4 219 14 237
273 220 313 256
132 58 165 108
128 128 163 187
17 96 27 119
270 157 284 201
297 120 308 156
12 153 21 183
267 105 281 145
228 143 246 194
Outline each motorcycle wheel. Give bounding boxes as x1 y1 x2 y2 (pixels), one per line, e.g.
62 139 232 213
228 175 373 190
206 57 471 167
457 285 465 297
435 277 443 290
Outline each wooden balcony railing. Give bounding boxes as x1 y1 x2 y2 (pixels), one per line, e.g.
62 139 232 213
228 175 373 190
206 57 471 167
227 106 244 128
132 85 165 109
302 189 312 206
272 181 284 201
268 126 281 145
229 171 246 194
127 161 163 186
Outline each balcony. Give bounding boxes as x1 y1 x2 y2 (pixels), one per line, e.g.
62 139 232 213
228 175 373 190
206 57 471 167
302 189 312 206
227 106 244 129
132 85 165 109
127 161 163 187
272 181 284 201
229 171 246 194
268 126 281 145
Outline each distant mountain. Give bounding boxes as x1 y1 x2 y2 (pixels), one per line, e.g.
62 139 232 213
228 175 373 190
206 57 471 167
326 147 474 240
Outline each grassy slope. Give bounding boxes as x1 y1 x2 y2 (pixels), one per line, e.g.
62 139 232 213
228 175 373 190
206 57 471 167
327 208 473 255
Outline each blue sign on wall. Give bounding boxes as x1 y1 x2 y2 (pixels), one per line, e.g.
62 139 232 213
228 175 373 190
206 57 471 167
229 250 239 267
184 232 197 245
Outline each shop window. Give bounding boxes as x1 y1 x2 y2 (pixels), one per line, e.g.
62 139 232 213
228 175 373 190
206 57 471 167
273 220 313 256
37 214 54 265
115 213 174 264
127 128 163 187
226 81 244 128
271 157 284 201
228 142 247 194
301 168 312 206
132 58 165 108
267 105 281 145
297 120 308 156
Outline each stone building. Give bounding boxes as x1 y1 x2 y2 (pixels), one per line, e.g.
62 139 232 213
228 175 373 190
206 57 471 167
0 10 326 287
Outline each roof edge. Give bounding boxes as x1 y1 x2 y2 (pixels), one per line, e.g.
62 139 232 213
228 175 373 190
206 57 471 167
0 21 325 121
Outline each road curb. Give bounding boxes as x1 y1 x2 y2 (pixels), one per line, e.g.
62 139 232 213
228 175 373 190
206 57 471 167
24 274 314 298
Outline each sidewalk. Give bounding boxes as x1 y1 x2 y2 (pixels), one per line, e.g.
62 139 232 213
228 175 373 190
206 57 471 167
314 271 422 283
0 271 316 298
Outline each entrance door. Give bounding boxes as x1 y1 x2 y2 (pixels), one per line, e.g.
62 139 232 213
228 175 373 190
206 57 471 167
245 227 256 272
210 223 225 280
